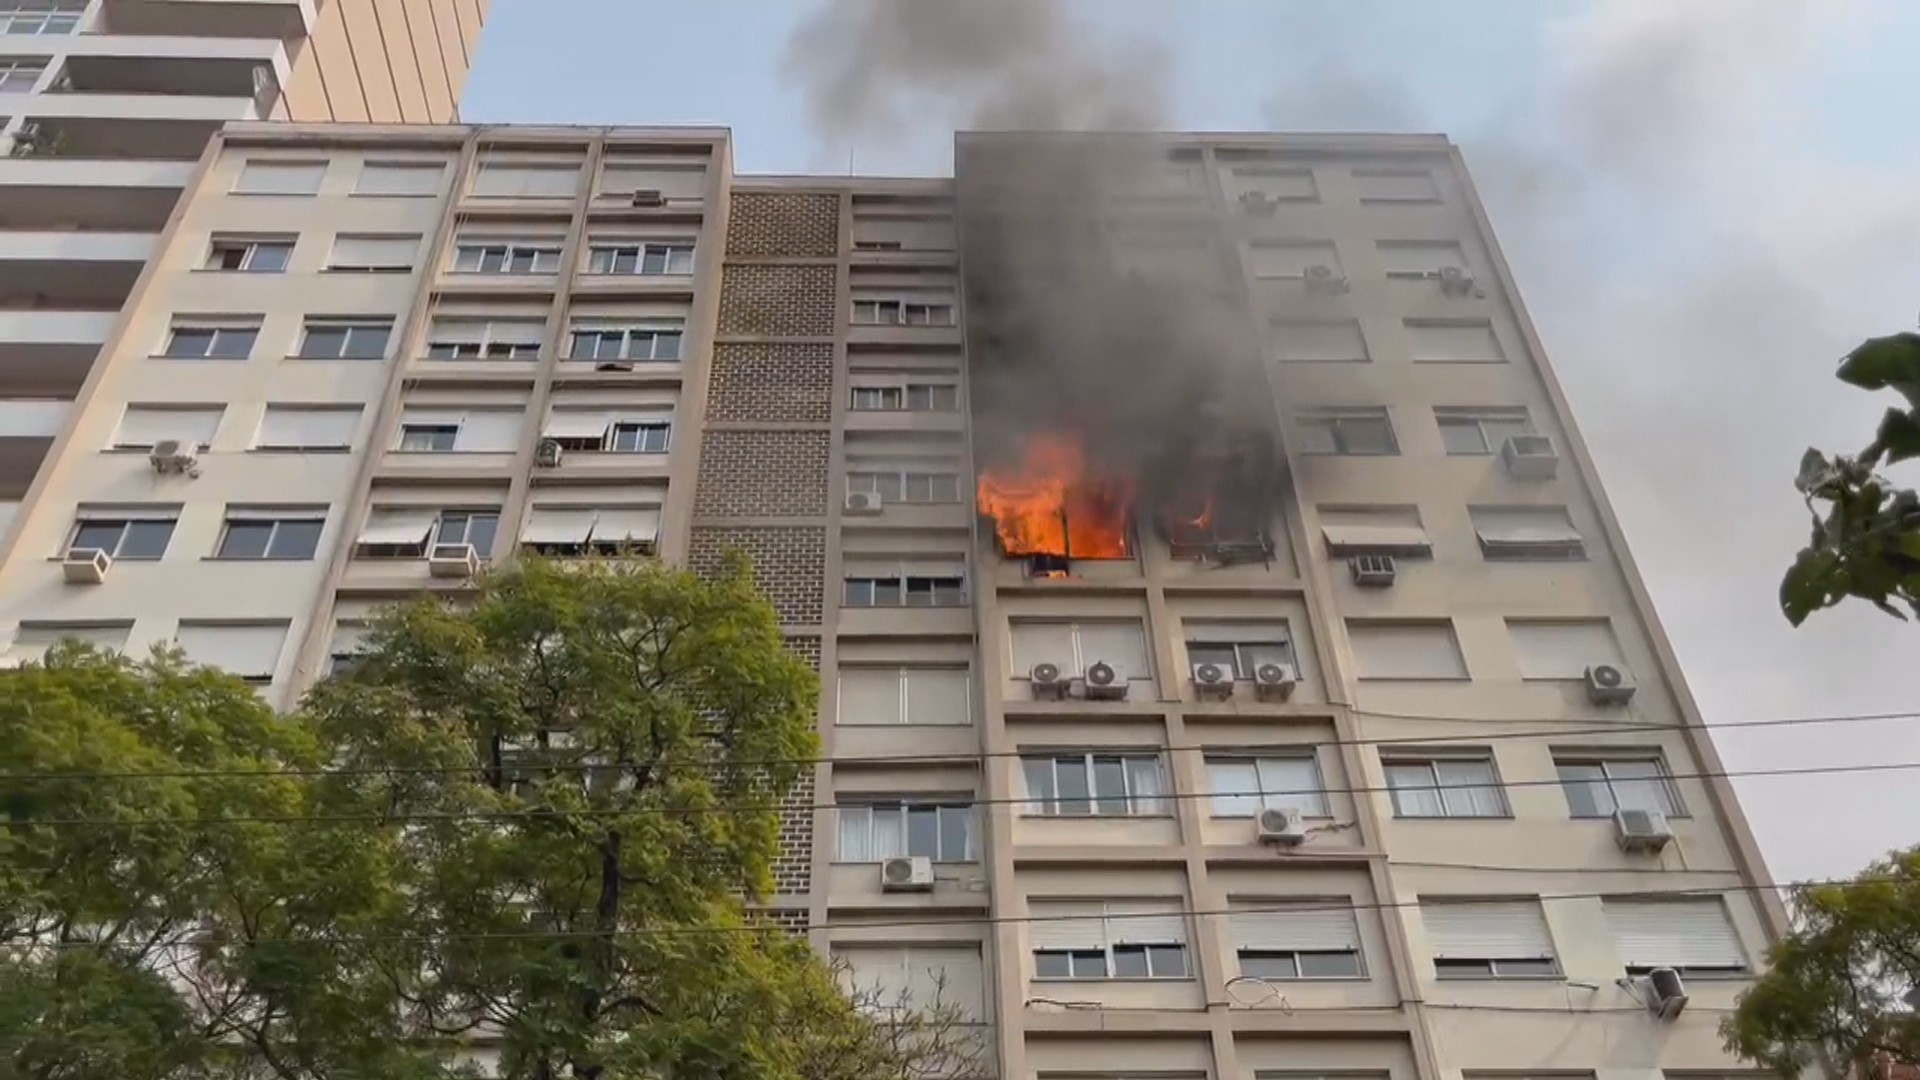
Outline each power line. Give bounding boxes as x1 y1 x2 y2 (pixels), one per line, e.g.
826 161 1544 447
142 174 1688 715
5 706 1916 784
7 756 1917 829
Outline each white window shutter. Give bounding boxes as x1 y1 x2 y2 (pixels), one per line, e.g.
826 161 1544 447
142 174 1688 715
492 319 547 347
473 163 580 198
1185 621 1289 644
1408 321 1503 362
1347 622 1466 680
174 622 288 680
589 508 660 545
1106 900 1186 945
356 509 437 546
10 623 132 660
118 406 221 447
1379 241 1467 275
1009 622 1076 676
357 162 443 196
1027 901 1108 951
519 509 596 545
838 669 904 724
457 410 522 452
1507 619 1623 679
236 160 325 195
428 318 487 345
331 234 419 269
542 411 612 440
904 947 983 1018
1422 900 1555 960
1604 899 1745 970
257 405 359 449
903 668 969 726
1249 242 1340 277
1471 507 1582 544
1273 320 1368 362
329 621 369 656
1077 620 1149 679
1229 900 1361 952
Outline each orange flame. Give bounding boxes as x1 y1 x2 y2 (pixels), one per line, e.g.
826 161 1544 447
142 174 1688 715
976 434 1134 559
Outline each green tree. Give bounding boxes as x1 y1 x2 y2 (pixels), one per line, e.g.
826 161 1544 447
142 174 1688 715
1782 332 1920 624
1723 847 1920 1072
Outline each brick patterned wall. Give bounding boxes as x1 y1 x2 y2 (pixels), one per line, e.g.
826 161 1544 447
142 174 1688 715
717 264 838 337
771 770 815 895
783 634 822 673
706 343 835 423
750 908 811 936
694 430 831 518
688 526 826 626
727 192 840 258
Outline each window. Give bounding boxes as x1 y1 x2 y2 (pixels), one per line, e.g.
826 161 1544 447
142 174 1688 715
607 421 670 454
0 57 44 90
162 321 260 360
518 506 660 557
1603 898 1747 976
354 161 444 197
1183 621 1292 681
204 237 292 273
837 667 971 726
846 467 961 504
1318 506 1431 558
1271 320 1368 363
427 317 545 359
254 405 360 451
1556 756 1682 818
851 299 955 326
1229 899 1364 979
326 620 368 677
1207 756 1328 818
1347 621 1467 680
296 318 391 361
451 239 563 275
1379 240 1469 279
586 241 694 275
112 405 221 450
566 323 682 362
232 160 326 196
1029 899 1188 979
1009 619 1152 681
1383 754 1507 818
541 411 671 453
1232 165 1318 203
6 622 132 664
1248 241 1341 279
1354 167 1440 203
854 240 903 251
834 946 983 1018
216 511 325 560
1297 409 1396 455
849 383 959 411
1020 754 1165 816
66 510 176 560
1423 899 1561 977
328 234 419 273
842 566 966 607
1408 319 1504 363
1436 407 1533 455
470 162 580 199
1470 506 1586 561
173 621 289 683
0 1 81 35
392 409 522 453
354 508 498 559
433 510 498 553
1506 618 1625 680
836 803 976 861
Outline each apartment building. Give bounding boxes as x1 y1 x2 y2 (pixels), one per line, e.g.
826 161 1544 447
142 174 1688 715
0 0 485 536
0 123 1785 1080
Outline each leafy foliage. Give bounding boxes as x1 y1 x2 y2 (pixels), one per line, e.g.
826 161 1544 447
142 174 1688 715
1783 332 1920 624
1723 846 1920 1072
1 556 985 1080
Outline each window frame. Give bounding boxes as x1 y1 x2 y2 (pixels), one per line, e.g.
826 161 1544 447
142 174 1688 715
1184 635 1293 680
842 570 967 608
1029 900 1190 981
325 233 419 274
296 318 392 361
395 423 460 453
353 160 445 198
1019 753 1167 817
450 239 565 275
1436 408 1534 456
1382 753 1510 819
230 160 327 197
431 509 500 554
214 513 326 561
834 801 977 862
606 420 671 454
252 405 360 452
425 318 547 361
1554 755 1685 819
0 1 82 35
850 298 957 327
161 322 260 361
1205 755 1330 818
1297 410 1398 456
584 240 695 276
845 467 961 504
65 514 176 561
204 237 293 273
565 324 683 363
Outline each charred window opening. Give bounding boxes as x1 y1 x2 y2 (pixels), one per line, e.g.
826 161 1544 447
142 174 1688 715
1156 464 1275 565
976 434 1136 574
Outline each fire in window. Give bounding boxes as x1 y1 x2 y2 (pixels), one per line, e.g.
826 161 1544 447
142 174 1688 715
976 433 1133 576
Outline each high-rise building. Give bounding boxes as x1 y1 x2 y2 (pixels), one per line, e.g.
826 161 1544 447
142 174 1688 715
0 0 486 534
0 122 1786 1080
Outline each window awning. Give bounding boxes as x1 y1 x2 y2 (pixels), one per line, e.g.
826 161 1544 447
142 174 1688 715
521 509 596 545
1321 523 1432 556
589 508 660 544
542 412 611 440
356 509 436 546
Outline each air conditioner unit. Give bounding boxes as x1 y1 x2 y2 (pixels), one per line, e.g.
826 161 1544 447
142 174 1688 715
1256 806 1309 846
1614 807 1673 853
1082 660 1128 701
1585 663 1636 705
1238 190 1277 215
148 439 201 477
1437 265 1477 297
1501 434 1560 479
428 542 479 579
534 438 564 468
1252 662 1297 702
1644 966 1689 1019
1191 661 1234 700
1304 263 1348 294
61 548 111 585
1349 554 1396 587
630 189 666 208
844 490 884 516
594 361 635 373
1029 662 1068 700
879 855 934 892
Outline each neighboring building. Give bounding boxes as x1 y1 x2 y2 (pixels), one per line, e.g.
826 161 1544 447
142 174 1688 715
0 0 486 534
0 123 1787 1080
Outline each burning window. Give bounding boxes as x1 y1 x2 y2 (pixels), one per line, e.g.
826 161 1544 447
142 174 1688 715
1159 484 1272 564
976 434 1134 565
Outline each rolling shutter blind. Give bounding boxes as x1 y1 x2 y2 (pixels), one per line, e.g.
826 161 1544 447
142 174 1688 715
428 318 487 345
330 235 418 268
400 408 465 428
1347 622 1466 679
1408 321 1503 362
1604 899 1745 969
492 319 547 347
1229 901 1360 952
257 406 358 448
1472 507 1582 544
1422 900 1555 960
457 411 522 451
329 621 368 656
905 947 982 1018
236 161 325 195
1507 620 1623 679
1273 320 1367 361
1184 621 1288 643
839 669 903 724
1078 621 1149 679
903 668 969 725
117 406 221 447
175 622 287 679
1010 622 1076 676
1321 523 1431 554
1249 242 1338 277
1106 901 1185 945
1027 901 1107 950
357 509 436 546
10 623 132 660
1355 169 1438 201
472 163 579 198
1379 242 1466 274
357 162 442 196
520 509 596 545
589 508 660 545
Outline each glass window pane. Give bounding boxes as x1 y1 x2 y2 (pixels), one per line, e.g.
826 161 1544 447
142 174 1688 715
467 514 499 555
1438 420 1490 455
1556 763 1612 817
1187 643 1237 671
1034 952 1071 978
1298 951 1362 977
1340 418 1394 454
1240 952 1298 980
118 521 175 559
1070 951 1108 978
300 327 347 358
1111 946 1148 978
1239 642 1292 676
870 807 905 859
1147 945 1188 978
938 806 973 860
343 326 389 359
1436 759 1502 816
1022 758 1055 812
1208 761 1260 817
906 806 939 858
1054 758 1090 815
1482 418 1534 446
1607 760 1674 815
267 519 323 559
1257 757 1324 815
1386 764 1444 817
208 329 257 359
1125 757 1164 814
219 521 273 559
70 522 123 554
837 807 870 861
1297 421 1338 454
165 329 214 357
1091 757 1128 815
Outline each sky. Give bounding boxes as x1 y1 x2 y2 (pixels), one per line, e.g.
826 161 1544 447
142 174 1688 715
463 0 1920 885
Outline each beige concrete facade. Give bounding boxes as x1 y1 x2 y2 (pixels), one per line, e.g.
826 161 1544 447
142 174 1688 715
0 123 1786 1080
0 0 483 530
